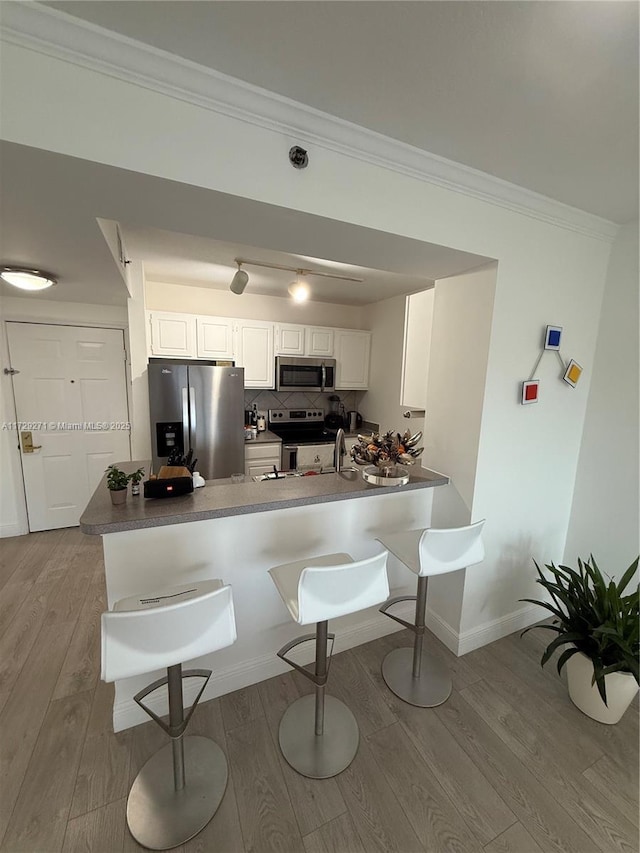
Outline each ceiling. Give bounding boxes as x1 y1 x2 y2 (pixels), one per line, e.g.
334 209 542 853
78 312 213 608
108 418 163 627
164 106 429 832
0 142 489 306
46 0 639 224
2 1 635 308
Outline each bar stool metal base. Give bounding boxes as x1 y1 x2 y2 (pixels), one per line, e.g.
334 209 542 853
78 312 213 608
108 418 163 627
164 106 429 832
127 736 228 850
279 694 359 779
381 646 452 707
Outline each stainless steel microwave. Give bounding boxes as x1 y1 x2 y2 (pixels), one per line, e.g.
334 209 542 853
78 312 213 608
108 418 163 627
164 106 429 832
275 357 336 393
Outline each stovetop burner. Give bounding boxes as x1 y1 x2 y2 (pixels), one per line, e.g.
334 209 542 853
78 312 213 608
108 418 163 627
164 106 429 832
268 407 337 445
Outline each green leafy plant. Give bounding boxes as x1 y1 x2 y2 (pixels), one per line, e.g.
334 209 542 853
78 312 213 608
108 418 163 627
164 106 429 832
521 556 639 705
105 464 129 491
128 467 145 486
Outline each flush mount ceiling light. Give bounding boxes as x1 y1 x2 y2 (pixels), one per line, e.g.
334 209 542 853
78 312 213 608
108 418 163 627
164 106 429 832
1 266 56 291
229 261 249 295
288 272 310 303
232 257 363 302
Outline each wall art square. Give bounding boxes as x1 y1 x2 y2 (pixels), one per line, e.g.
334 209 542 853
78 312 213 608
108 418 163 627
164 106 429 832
521 379 539 404
563 359 583 388
544 325 563 350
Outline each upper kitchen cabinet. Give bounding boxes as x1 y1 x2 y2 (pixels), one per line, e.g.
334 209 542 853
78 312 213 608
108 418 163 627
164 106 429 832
400 290 434 410
275 324 334 357
335 330 371 390
235 320 275 388
196 316 235 360
275 324 305 356
149 311 196 358
306 326 334 357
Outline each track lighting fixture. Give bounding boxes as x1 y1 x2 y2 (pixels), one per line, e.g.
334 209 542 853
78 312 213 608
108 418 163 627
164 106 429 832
1 266 56 291
230 257 363 302
288 272 310 303
229 261 249 295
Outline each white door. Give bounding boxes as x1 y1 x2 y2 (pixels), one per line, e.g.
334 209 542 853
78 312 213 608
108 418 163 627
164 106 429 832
275 324 305 356
196 316 234 359
6 323 131 531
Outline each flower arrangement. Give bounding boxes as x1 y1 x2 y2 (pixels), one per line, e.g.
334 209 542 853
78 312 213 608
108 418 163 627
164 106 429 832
351 429 423 472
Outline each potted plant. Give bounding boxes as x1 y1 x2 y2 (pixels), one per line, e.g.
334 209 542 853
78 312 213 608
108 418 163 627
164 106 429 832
105 464 129 505
521 555 639 724
129 467 145 496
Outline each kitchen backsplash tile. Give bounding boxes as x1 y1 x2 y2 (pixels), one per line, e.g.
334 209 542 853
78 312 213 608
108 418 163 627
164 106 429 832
245 390 360 415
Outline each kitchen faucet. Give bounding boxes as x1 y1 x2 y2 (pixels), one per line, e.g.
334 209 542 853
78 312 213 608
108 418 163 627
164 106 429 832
334 427 346 472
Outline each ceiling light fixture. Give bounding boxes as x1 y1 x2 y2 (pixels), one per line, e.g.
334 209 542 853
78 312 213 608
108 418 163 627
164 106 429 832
288 272 310 303
1 266 56 291
232 257 363 302
229 261 249 295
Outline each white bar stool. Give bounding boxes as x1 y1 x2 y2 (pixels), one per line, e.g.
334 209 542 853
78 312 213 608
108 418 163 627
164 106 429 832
101 579 237 851
377 520 485 707
269 550 389 779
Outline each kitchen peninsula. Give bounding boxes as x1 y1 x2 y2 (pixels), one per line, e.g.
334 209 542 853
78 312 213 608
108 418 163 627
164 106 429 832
81 464 448 731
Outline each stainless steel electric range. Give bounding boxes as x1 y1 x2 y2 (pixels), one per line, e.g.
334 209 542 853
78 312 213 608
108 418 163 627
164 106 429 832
268 408 338 471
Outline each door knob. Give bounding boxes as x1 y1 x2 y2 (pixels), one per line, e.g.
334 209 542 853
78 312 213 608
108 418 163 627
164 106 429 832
21 431 42 453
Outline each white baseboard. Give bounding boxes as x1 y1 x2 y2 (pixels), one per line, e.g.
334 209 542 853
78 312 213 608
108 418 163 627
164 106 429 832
0 522 28 538
112 601 547 730
113 603 413 732
457 603 547 656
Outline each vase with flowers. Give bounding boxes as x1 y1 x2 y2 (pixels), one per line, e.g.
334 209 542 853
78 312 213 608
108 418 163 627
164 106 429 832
351 429 424 482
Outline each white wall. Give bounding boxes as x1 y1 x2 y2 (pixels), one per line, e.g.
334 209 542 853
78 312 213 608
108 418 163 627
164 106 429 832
2 36 615 649
564 221 639 576
0 296 128 536
146 280 366 329
360 294 409 431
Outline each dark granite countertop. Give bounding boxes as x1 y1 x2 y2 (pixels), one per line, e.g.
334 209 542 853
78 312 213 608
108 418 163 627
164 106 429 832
80 460 449 535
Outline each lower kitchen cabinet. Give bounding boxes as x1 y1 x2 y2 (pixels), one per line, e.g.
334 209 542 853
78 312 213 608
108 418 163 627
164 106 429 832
244 441 282 478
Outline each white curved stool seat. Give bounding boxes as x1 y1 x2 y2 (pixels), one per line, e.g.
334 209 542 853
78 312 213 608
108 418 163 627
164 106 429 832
102 579 237 850
269 551 389 779
377 520 485 708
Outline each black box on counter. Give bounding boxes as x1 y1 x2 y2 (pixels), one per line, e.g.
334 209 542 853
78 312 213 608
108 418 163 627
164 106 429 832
143 477 194 499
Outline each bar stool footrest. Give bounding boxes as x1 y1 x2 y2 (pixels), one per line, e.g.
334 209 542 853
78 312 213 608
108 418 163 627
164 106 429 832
379 595 418 632
134 668 212 738
276 632 335 685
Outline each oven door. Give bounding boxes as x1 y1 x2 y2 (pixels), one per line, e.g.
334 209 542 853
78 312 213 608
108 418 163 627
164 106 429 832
276 357 336 392
283 443 336 472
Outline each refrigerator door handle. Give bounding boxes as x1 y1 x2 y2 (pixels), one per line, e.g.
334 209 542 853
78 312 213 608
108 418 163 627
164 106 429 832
189 386 196 444
181 387 189 452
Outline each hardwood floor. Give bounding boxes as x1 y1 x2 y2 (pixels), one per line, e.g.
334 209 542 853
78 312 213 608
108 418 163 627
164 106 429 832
0 529 637 853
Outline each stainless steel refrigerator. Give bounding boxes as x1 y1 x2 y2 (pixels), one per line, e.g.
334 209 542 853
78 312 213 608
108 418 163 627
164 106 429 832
148 359 245 480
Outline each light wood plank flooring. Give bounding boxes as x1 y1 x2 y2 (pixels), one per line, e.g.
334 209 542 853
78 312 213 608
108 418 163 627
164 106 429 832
0 528 638 853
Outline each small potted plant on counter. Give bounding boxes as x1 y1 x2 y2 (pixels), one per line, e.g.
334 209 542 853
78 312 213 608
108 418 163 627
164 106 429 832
521 555 639 724
105 464 129 505
128 467 145 496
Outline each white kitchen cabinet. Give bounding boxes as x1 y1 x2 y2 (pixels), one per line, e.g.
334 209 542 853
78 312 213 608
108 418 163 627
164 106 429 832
305 326 334 357
149 311 196 358
235 320 275 388
400 289 434 410
335 330 371 390
196 316 235 360
244 441 281 478
275 324 305 356
275 324 334 357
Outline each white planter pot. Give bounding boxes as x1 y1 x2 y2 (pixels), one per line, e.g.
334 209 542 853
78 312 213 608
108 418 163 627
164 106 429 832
566 650 638 725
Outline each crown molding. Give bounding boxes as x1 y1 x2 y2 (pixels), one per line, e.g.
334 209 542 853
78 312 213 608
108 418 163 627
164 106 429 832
1 2 618 242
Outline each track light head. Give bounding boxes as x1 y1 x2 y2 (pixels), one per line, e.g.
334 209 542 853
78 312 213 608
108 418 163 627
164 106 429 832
288 273 310 303
230 263 248 295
